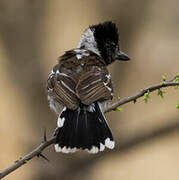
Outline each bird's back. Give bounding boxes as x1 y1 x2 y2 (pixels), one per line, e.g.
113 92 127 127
47 49 113 110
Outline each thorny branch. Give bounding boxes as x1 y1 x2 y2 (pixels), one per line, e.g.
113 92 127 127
104 76 179 112
0 76 179 179
0 136 55 179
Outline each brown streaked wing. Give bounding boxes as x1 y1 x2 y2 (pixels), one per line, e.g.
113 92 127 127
76 67 113 105
47 66 79 110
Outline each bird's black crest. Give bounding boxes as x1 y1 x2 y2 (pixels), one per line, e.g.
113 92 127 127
91 21 119 44
90 21 119 64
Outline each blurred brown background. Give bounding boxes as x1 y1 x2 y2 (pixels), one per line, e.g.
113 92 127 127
0 0 179 180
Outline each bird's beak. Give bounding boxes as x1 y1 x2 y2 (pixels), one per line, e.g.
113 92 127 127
115 51 130 61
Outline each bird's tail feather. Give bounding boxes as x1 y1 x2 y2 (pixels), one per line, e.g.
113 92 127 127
54 102 114 153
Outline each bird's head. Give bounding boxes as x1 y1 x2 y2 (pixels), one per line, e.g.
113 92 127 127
78 21 130 65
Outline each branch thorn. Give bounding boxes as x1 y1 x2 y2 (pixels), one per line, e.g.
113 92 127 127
37 153 50 162
43 128 47 142
133 99 137 104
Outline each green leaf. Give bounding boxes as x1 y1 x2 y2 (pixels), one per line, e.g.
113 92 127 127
161 75 166 85
144 91 150 103
115 107 123 112
174 85 179 89
24 160 28 163
173 77 179 83
175 77 179 82
157 89 165 99
173 74 179 82
162 75 166 81
176 101 179 109
173 75 179 89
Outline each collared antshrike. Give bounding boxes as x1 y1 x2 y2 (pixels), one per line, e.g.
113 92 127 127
47 21 130 153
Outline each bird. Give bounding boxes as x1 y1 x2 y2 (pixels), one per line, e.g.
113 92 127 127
47 21 130 154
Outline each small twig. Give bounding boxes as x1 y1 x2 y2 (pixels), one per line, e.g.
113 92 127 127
0 137 55 179
0 76 178 179
104 78 179 113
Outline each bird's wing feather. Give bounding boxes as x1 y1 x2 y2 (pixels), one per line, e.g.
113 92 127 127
76 67 113 105
47 50 113 110
47 64 79 110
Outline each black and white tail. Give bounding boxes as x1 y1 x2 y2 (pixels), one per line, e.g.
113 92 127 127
54 102 114 153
